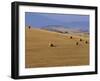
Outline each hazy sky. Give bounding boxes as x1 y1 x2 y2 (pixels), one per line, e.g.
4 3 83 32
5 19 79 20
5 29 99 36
25 12 89 30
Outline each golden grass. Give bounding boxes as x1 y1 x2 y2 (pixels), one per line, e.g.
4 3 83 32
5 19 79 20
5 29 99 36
25 28 89 68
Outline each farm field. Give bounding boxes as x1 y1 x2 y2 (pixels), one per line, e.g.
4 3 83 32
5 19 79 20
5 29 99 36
25 27 89 68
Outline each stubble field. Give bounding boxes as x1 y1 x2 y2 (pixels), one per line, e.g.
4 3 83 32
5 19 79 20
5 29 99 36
25 28 89 68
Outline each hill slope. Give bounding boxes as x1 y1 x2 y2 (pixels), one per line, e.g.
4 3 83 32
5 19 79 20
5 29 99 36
25 28 89 68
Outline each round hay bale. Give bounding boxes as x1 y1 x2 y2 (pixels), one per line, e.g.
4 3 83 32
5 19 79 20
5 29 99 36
49 43 55 47
28 26 31 29
76 42 79 45
70 36 72 39
80 39 82 41
85 41 88 44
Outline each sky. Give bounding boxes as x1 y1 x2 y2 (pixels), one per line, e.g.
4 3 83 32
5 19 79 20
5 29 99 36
25 12 89 31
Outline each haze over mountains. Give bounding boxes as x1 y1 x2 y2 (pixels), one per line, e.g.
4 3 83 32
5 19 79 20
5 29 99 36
41 25 89 33
25 12 89 33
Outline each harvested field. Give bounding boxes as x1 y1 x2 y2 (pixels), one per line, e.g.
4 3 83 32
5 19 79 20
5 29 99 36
25 28 89 68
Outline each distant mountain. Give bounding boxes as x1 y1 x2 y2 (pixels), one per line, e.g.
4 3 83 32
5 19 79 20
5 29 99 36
41 25 89 34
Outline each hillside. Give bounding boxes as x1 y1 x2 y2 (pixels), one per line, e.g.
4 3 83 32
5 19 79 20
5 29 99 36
25 27 89 68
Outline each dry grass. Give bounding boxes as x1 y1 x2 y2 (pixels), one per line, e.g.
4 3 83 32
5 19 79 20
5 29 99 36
25 28 89 68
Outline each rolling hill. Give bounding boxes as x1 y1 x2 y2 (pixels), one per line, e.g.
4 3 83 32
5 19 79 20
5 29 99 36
25 27 89 68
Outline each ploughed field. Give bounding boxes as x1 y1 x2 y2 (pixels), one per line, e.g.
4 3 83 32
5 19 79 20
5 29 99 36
25 28 89 68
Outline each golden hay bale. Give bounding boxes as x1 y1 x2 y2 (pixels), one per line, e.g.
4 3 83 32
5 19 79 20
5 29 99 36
49 43 55 47
85 41 88 44
70 36 72 39
80 39 82 41
76 42 79 45
28 26 31 29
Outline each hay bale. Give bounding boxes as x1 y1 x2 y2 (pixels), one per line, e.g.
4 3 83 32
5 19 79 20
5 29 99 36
85 41 88 44
80 39 82 41
76 42 79 45
70 36 72 39
49 43 55 47
28 26 31 29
